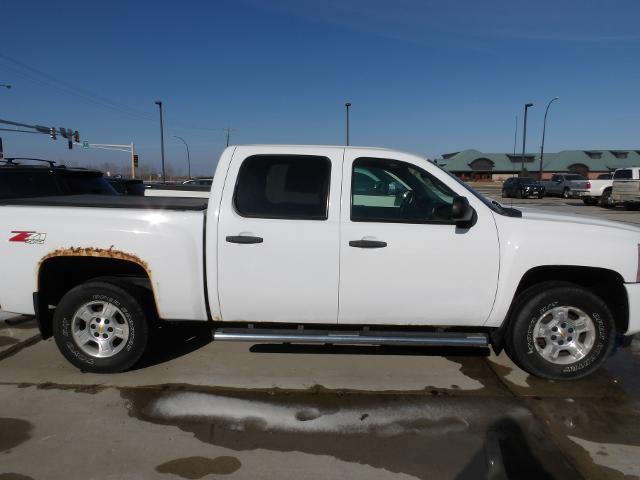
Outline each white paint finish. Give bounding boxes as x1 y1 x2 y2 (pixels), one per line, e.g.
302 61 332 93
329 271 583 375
568 435 640 477
216 145 343 323
485 208 640 329
1 144 639 335
0 206 208 320
624 283 640 335
338 148 500 326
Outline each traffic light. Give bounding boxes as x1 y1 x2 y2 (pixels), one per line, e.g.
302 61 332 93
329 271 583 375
73 131 80 143
133 154 139 168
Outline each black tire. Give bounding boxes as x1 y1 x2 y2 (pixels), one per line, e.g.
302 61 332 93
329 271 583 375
53 281 149 373
505 282 614 380
537 194 544 199
515 190 522 199
562 188 570 199
600 189 612 208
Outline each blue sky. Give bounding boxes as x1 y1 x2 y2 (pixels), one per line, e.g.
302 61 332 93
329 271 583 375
1 0 639 176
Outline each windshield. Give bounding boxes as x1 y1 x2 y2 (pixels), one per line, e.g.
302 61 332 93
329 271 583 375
433 163 521 217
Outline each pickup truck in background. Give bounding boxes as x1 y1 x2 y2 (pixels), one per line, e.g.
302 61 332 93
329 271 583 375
541 173 590 198
576 173 614 207
612 167 640 209
1 145 639 381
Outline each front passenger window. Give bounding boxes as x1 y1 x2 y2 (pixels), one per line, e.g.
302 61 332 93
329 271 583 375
351 157 455 223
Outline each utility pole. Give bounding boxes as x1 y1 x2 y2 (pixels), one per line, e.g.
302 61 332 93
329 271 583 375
345 102 351 146
513 115 518 156
539 97 559 180
224 127 234 147
173 135 191 179
521 103 533 176
155 101 166 183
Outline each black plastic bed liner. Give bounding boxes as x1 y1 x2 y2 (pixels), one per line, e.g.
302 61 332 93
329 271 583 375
0 194 208 211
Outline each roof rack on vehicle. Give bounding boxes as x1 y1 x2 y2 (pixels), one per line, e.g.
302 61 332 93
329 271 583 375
2 157 58 168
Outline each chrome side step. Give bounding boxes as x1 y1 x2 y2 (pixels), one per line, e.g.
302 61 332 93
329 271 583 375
213 328 489 348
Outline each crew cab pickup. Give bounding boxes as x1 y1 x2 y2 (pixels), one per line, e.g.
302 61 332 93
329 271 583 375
1 145 639 380
579 173 614 206
541 173 589 198
611 167 640 209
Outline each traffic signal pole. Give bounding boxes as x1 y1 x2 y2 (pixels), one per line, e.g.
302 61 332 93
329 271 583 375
131 142 135 179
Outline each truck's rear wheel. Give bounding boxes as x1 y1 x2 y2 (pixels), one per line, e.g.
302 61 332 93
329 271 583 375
505 282 614 380
53 281 149 373
600 189 612 208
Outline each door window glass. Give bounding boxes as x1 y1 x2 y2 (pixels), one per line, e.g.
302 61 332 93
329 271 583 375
351 157 455 223
234 155 331 220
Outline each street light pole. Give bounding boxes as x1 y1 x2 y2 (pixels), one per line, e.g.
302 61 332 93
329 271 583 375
538 97 559 180
155 101 166 183
173 135 191 179
521 102 534 176
345 102 351 146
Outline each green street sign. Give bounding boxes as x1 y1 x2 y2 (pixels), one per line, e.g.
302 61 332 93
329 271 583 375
82 141 89 149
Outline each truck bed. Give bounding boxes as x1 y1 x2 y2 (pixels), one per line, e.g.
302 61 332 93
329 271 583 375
0 194 208 211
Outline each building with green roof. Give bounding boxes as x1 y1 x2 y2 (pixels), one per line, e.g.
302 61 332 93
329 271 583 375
437 149 640 181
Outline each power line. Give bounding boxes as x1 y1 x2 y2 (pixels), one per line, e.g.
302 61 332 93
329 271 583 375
0 52 227 134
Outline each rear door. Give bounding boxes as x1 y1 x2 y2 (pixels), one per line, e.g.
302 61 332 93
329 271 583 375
217 146 343 323
338 149 500 326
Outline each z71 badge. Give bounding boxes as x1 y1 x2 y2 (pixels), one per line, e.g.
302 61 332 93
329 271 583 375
9 231 47 245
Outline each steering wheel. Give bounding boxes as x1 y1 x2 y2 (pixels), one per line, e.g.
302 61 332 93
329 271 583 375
400 190 417 213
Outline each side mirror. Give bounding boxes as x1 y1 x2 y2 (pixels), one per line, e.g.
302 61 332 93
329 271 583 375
451 196 475 228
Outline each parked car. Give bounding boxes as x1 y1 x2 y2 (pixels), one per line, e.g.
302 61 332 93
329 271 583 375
576 173 614 206
541 173 589 198
1 145 639 381
0 157 117 198
106 177 145 196
182 177 213 186
611 167 640 209
501 177 545 199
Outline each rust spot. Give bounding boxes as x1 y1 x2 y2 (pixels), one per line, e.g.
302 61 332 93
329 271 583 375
39 246 150 274
38 247 159 311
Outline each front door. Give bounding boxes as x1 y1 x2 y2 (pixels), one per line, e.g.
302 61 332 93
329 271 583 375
217 146 342 324
338 150 500 326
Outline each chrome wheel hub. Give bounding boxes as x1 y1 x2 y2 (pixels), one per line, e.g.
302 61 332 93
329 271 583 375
533 306 595 365
71 301 129 358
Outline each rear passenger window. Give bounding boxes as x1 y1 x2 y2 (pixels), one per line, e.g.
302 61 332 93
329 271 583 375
614 169 633 180
234 155 331 220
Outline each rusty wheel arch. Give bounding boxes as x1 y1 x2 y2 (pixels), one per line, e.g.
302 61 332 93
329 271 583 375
36 247 158 339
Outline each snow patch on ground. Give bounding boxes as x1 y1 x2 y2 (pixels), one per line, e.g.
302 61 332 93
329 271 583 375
142 391 529 437
568 435 640 477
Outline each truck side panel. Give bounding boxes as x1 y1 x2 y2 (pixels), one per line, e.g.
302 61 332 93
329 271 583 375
0 206 208 321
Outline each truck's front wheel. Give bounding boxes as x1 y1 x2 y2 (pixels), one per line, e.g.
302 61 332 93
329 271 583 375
53 281 149 373
505 282 614 380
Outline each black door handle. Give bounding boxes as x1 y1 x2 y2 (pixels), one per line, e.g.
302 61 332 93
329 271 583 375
349 239 387 248
226 235 263 244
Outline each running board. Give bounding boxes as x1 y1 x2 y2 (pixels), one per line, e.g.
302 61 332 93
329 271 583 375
213 328 489 348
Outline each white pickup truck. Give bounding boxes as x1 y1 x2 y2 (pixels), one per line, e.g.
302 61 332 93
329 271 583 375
1 145 639 380
577 173 614 207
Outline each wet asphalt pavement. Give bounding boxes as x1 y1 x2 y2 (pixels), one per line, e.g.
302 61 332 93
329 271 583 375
1 195 640 480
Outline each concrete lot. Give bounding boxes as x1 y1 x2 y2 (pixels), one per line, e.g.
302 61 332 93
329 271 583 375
1 197 639 480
